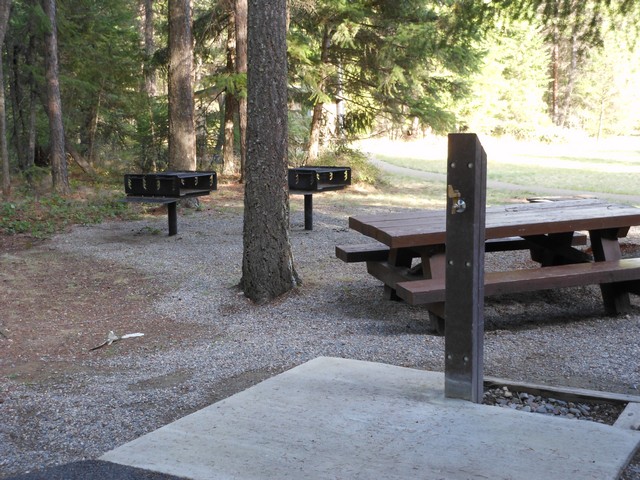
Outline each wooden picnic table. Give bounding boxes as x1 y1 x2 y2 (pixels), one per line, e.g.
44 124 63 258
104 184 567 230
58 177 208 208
340 198 640 332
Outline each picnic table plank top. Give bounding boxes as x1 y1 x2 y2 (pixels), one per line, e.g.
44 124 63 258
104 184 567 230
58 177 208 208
349 199 640 249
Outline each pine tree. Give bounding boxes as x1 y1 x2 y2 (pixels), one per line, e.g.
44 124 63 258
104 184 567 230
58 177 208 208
242 0 299 303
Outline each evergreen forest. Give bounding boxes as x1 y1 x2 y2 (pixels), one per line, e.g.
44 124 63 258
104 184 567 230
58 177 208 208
0 0 639 202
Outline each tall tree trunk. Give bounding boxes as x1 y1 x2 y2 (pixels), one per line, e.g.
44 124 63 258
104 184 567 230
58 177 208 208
143 0 157 97
26 28 36 171
306 103 324 164
222 10 237 176
223 91 238 175
212 94 226 160
549 1 560 126
559 24 579 129
596 93 605 142
139 0 158 171
0 0 11 198
27 88 36 170
8 38 27 170
87 87 102 165
42 0 69 195
242 0 299 303
168 0 196 171
335 59 345 138
304 25 332 164
235 0 247 182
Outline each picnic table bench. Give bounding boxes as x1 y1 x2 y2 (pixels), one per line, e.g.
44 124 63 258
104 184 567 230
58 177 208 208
336 232 588 262
337 198 640 333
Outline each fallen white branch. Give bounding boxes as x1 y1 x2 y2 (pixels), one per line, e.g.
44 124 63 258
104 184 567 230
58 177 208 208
89 331 144 351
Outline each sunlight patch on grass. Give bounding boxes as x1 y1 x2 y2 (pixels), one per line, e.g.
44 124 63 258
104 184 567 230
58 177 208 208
358 136 640 197
499 155 640 173
328 176 539 211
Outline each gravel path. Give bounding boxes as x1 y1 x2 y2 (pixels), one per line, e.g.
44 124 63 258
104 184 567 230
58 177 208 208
1 195 639 478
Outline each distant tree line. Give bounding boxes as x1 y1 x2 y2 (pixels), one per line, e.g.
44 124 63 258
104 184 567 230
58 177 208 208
0 0 638 198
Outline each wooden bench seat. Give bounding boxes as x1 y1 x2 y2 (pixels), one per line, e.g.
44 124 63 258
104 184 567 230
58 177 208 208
486 232 587 252
335 232 587 263
395 258 640 306
335 243 391 263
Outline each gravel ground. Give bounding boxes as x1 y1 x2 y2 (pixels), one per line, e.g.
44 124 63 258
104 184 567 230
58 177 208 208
1 196 640 478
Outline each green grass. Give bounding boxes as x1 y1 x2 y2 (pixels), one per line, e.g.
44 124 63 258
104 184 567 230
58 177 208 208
0 190 135 238
360 136 640 199
338 175 541 209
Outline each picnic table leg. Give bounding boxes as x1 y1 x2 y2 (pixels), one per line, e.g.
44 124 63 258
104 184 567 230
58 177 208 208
427 305 446 335
304 194 313 230
383 248 414 300
528 232 585 266
417 247 446 334
589 228 631 314
167 201 178 236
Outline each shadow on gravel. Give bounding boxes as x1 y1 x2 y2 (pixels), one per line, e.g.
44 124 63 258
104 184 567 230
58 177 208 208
2 460 187 480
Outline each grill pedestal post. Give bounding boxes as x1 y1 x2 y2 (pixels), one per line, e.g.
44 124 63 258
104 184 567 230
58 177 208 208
304 194 313 230
168 202 178 236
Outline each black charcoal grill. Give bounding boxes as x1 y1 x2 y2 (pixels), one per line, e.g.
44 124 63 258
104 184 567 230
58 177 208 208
123 171 217 236
124 171 217 197
288 166 351 230
288 166 351 192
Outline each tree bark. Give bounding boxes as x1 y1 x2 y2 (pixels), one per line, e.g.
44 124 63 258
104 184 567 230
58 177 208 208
550 1 560 126
559 21 579 129
305 25 332 164
222 10 238 176
222 92 238 175
138 0 158 171
168 0 196 171
87 87 102 165
0 0 11 198
42 0 70 195
8 38 27 172
65 139 97 177
27 87 36 171
26 29 37 171
235 0 247 182
142 0 157 97
242 0 299 303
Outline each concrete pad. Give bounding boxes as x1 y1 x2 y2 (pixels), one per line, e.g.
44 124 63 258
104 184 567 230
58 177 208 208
615 402 640 430
102 357 640 480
